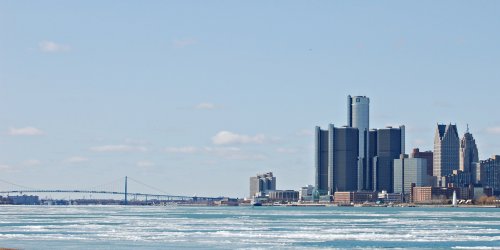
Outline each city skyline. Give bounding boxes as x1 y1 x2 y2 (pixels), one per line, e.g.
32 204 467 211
1 1 500 197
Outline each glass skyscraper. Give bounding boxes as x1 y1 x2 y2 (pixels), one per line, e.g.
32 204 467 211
315 124 359 194
347 95 370 191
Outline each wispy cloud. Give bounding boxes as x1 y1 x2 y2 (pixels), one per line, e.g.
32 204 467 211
296 129 313 137
8 127 44 136
65 156 89 164
39 41 71 53
21 159 41 166
212 131 267 145
486 127 500 135
204 147 266 160
172 38 197 48
0 164 12 170
165 146 199 154
165 146 266 160
137 161 155 168
90 145 147 152
276 147 299 154
195 102 218 110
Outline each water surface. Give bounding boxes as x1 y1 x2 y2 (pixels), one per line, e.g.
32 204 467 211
0 205 499 249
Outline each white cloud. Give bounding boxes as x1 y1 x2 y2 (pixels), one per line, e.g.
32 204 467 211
0 164 12 170
195 102 218 110
65 156 89 164
90 145 147 152
22 160 41 166
204 147 266 160
486 127 500 135
172 38 197 48
137 161 155 168
165 146 199 154
39 41 71 53
212 131 267 145
8 127 44 136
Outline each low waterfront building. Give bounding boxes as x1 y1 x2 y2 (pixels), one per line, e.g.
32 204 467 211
378 191 403 203
411 186 466 203
9 195 39 205
214 198 239 206
268 190 299 202
334 191 378 204
473 186 493 200
299 185 314 202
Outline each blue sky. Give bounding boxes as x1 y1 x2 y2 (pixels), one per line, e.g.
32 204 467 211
1 1 499 197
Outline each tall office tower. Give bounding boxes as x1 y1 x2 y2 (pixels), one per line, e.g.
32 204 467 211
433 124 460 178
459 125 479 183
315 124 359 195
347 95 370 191
411 148 434 177
315 127 329 193
367 129 379 191
372 126 405 192
477 156 500 193
249 172 276 198
393 154 428 195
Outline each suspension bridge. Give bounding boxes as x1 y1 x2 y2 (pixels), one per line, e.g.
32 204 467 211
0 176 226 204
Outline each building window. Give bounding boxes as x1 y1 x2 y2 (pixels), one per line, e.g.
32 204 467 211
356 98 360 102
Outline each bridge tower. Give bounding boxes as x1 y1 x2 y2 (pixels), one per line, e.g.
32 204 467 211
124 176 128 205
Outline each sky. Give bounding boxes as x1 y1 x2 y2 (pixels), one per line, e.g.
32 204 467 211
1 1 500 198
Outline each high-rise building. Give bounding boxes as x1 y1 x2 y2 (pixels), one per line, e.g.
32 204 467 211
367 129 378 191
411 148 433 177
433 124 460 178
459 125 479 183
347 95 370 191
372 126 405 192
477 156 500 193
393 154 428 195
315 124 359 194
249 172 276 198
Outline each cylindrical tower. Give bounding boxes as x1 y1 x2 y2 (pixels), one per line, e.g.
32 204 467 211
348 96 370 191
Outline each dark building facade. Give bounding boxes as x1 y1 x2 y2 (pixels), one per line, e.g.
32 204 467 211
372 126 405 193
315 124 359 195
459 127 479 184
478 155 500 193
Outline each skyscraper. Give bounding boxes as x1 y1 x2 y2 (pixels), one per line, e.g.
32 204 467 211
459 125 479 183
393 154 428 195
315 124 359 194
411 148 434 177
347 95 369 191
433 124 460 178
372 126 405 192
